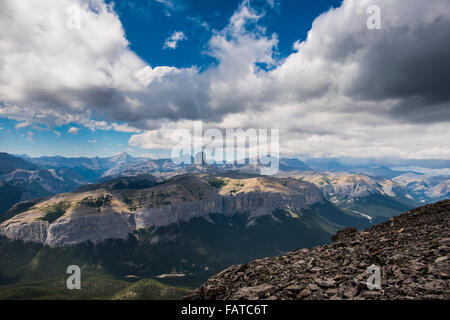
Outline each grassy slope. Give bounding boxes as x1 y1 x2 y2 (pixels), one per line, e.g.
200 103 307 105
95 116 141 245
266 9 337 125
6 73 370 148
0 277 188 300
112 279 187 300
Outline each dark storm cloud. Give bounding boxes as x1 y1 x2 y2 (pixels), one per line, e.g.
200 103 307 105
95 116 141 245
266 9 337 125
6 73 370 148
344 17 450 123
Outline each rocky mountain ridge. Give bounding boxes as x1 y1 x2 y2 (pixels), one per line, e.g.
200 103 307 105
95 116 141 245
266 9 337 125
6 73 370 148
10 152 450 204
289 171 449 202
0 154 92 214
0 174 325 247
185 200 450 300
2 151 448 243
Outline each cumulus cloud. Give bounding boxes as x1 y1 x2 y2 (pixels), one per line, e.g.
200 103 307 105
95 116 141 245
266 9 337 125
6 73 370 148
0 0 145 126
283 0 450 123
163 31 187 49
0 0 278 127
127 0 450 159
68 127 79 134
14 121 29 130
0 0 449 158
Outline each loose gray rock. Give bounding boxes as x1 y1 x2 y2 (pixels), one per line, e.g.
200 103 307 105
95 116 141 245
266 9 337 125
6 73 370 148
185 200 450 300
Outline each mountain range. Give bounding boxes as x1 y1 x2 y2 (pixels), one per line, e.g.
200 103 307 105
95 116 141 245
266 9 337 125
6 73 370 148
0 151 448 299
1 151 449 224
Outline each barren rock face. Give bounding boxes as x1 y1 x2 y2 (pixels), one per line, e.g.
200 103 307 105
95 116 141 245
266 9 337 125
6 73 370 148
44 212 136 247
0 174 323 246
0 220 48 243
184 200 450 300
294 172 401 199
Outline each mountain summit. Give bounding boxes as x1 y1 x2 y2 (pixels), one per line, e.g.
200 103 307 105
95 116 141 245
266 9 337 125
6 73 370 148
108 152 133 164
185 200 450 300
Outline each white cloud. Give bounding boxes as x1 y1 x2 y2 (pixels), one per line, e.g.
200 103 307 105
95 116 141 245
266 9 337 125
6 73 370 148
0 0 449 159
54 130 61 138
68 127 79 134
0 0 147 124
15 121 29 129
129 120 195 150
163 31 187 49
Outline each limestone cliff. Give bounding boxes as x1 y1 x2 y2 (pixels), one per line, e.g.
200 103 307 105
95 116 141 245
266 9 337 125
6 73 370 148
0 174 323 247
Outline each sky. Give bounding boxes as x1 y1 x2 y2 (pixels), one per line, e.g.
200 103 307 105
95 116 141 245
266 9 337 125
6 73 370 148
0 0 449 159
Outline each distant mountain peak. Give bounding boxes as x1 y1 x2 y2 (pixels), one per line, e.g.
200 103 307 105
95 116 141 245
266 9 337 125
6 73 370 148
109 152 133 163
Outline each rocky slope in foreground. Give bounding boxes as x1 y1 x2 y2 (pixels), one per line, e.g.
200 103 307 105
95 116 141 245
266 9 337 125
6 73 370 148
185 200 450 300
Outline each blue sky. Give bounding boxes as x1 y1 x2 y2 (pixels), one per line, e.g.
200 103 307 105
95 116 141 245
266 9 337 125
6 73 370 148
114 0 341 68
1 0 449 159
0 118 132 157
